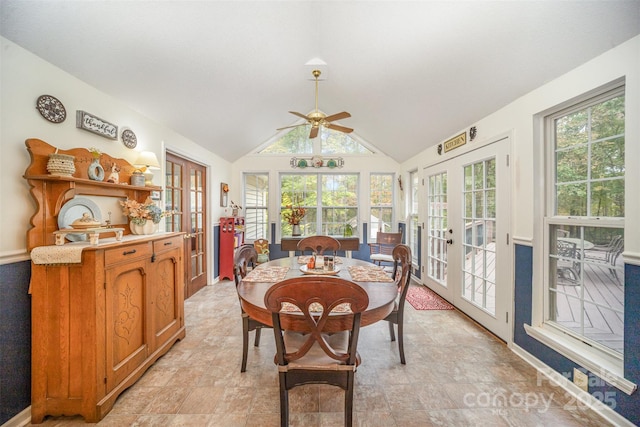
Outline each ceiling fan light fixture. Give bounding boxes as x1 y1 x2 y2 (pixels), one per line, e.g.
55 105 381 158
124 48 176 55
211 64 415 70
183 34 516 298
278 69 353 139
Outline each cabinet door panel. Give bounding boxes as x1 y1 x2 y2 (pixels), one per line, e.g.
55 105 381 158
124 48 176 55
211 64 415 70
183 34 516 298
150 247 184 350
105 259 149 391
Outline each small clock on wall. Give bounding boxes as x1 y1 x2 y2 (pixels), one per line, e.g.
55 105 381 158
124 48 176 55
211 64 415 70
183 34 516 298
36 94 67 123
121 129 137 149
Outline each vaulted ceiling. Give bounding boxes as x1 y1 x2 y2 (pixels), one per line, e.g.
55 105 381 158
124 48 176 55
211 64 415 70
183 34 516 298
2 1 639 163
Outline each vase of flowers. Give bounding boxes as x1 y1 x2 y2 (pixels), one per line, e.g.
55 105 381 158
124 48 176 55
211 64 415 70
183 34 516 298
121 197 172 235
282 202 306 236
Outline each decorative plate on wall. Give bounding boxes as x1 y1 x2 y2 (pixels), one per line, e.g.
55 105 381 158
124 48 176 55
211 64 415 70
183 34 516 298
36 94 66 123
121 129 137 149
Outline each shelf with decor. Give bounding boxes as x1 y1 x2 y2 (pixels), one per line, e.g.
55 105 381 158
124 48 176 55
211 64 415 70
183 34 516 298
23 138 162 250
219 216 245 280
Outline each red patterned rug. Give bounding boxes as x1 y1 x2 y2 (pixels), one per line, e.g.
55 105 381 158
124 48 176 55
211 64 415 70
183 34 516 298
406 286 455 310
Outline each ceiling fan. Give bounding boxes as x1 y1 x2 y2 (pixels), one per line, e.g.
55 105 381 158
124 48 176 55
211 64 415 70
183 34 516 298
278 69 353 139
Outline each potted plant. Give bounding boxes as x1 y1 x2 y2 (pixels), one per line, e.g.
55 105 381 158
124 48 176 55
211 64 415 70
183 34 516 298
120 197 172 235
282 202 306 236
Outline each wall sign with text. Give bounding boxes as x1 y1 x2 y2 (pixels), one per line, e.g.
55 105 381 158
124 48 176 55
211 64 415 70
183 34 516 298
76 110 118 140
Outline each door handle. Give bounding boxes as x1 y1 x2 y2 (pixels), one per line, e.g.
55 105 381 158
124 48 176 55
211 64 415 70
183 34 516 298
446 239 453 245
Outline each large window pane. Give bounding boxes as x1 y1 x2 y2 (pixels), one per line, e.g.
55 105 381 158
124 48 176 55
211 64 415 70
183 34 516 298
547 87 625 356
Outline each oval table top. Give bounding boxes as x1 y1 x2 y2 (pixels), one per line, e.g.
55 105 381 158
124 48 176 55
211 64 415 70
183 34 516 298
237 256 398 333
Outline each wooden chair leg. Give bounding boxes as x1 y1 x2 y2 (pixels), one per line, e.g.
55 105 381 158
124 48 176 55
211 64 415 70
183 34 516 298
241 317 249 372
345 373 354 427
397 313 405 365
279 375 289 427
254 327 262 347
388 320 396 342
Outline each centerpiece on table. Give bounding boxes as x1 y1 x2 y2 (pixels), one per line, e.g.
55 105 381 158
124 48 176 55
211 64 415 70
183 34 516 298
282 202 306 236
120 197 172 235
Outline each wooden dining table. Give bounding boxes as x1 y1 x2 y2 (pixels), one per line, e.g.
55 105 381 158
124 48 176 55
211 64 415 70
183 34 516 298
237 256 398 333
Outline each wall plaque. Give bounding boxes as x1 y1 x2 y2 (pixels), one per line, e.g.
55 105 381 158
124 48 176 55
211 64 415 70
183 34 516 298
443 132 466 153
76 110 118 140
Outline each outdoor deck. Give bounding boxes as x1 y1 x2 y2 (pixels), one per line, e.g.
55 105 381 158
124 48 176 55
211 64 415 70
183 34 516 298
462 243 624 353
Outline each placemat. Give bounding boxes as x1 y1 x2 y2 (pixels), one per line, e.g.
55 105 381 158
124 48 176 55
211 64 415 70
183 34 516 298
281 302 352 313
347 265 394 282
242 266 289 282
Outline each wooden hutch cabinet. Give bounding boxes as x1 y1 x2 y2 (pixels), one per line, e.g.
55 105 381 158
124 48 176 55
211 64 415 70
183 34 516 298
24 139 186 423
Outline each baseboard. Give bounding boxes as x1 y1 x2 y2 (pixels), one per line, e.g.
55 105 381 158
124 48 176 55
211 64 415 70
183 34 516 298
510 343 635 427
1 406 30 427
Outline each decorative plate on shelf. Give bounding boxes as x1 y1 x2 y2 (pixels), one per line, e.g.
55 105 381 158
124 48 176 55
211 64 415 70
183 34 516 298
121 129 137 149
58 198 102 241
299 265 341 276
36 94 66 123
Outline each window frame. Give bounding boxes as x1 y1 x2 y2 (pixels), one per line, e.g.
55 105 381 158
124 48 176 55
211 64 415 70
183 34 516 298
369 173 394 241
409 170 419 265
279 172 360 239
527 80 635 394
243 172 269 241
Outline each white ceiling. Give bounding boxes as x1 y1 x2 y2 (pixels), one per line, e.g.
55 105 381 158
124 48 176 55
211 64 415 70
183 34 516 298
2 1 639 163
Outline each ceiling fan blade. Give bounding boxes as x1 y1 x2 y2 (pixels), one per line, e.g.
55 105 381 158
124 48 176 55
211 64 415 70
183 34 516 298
289 111 309 120
324 111 351 122
309 126 319 139
325 123 354 134
276 124 306 131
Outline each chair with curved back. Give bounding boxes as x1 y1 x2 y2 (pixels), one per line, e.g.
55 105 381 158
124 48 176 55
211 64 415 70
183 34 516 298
254 238 270 263
233 244 271 372
368 231 403 270
264 276 369 427
296 235 341 256
384 244 412 364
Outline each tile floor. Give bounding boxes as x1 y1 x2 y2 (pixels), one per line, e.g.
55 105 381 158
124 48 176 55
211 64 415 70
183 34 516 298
33 282 614 426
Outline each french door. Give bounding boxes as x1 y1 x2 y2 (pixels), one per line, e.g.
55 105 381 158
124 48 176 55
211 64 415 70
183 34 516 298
165 152 208 299
424 137 512 341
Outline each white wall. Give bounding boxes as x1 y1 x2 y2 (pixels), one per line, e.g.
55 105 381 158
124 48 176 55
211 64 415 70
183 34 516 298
401 35 640 256
0 37 232 269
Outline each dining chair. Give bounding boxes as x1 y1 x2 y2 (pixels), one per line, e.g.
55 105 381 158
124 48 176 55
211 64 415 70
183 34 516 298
264 276 369 427
233 244 271 372
585 235 624 280
384 244 412 364
254 238 270 263
296 235 341 256
368 231 403 269
556 240 581 284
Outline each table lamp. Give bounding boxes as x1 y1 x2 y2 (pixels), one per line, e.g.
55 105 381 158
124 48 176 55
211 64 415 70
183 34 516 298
134 151 160 186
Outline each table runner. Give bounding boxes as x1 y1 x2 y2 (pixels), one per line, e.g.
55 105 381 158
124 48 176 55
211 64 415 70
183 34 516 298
242 266 289 282
347 265 394 282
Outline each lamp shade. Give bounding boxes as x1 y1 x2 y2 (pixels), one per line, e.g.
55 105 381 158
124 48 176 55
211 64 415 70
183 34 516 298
134 151 160 170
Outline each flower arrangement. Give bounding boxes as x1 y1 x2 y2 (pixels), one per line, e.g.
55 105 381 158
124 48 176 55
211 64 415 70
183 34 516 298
282 203 306 225
120 198 172 225
89 147 102 159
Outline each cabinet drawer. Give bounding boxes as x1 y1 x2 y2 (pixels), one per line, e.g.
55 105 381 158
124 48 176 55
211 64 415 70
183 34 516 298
153 235 183 254
105 242 152 266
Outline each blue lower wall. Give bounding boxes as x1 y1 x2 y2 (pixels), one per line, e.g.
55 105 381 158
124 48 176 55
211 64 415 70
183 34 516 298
0 260 31 425
514 243 640 424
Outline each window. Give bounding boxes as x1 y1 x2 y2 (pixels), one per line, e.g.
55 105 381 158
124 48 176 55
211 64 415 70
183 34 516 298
243 173 269 240
370 173 394 240
260 125 373 155
545 86 625 356
409 170 419 264
280 173 358 237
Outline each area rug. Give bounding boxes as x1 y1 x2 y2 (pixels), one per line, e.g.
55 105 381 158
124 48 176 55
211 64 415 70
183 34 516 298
406 286 455 310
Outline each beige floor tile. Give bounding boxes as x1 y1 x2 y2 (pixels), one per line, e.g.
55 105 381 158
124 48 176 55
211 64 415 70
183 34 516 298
35 281 615 426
